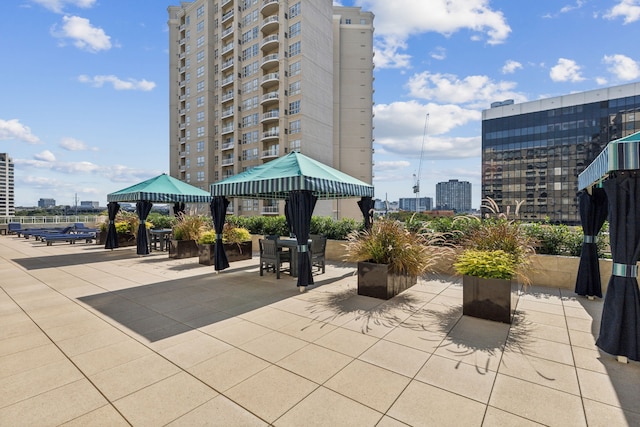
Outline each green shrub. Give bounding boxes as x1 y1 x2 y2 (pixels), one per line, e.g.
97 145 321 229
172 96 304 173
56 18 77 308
454 249 516 280
147 212 176 229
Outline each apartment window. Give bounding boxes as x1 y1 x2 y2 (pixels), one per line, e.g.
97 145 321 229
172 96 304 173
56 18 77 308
185 58 190 68
288 41 301 57
241 45 259 62
241 113 259 127
241 96 258 111
197 50 205 62
196 35 205 48
289 80 300 96
241 199 259 212
242 148 258 161
197 20 204 32
196 111 204 122
241 27 259 44
196 156 205 167
345 18 351 24
360 19 367 24
185 158 190 168
289 2 300 18
196 96 204 107
288 22 301 38
196 65 204 78
186 45 191 54
289 100 300 115
186 173 191 182
289 120 301 134
197 80 205 92
289 61 301 76
241 130 259 144
197 141 204 152
289 139 301 152
197 171 205 182
185 143 190 154
196 5 204 17
241 61 259 77
197 126 205 137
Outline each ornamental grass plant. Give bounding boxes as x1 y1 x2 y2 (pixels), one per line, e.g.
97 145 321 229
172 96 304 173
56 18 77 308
172 214 209 241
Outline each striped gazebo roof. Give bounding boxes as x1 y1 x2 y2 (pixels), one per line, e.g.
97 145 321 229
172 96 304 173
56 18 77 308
578 131 640 190
107 173 212 203
210 152 374 199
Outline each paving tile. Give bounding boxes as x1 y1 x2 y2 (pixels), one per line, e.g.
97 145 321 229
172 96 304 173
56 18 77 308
59 404 130 426
498 351 580 395
488 374 586 426
0 331 51 358
582 397 640 427
359 339 430 378
565 315 599 333
523 321 570 344
0 379 107 426
568 328 598 350
55 327 129 357
434 336 504 373
382 322 446 353
160 333 233 368
324 359 411 412
563 305 596 320
113 372 217 426
276 316 337 342
0 343 66 380
207 318 273 346
276 343 353 384
240 330 308 363
576 366 640 413
314 327 378 358
482 406 545 426
167 395 268 426
415 354 496 403
516 309 566 328
387 380 486 427
516 299 565 316
70 339 151 376
189 347 270 392
274 386 383 427
0 319 41 341
510 336 574 366
226 365 317 424
374 416 411 427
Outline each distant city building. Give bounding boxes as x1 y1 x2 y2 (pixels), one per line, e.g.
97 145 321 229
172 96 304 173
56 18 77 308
38 198 56 208
482 81 640 224
80 201 100 209
436 179 472 212
0 153 14 217
398 197 432 212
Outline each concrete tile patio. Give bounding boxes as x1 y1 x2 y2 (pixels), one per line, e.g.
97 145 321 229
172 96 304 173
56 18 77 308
1 235 640 426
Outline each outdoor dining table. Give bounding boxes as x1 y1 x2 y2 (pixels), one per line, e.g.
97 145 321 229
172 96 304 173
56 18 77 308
277 238 311 277
149 228 173 252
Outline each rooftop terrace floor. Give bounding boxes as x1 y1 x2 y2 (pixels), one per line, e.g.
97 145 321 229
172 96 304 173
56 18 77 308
0 235 639 426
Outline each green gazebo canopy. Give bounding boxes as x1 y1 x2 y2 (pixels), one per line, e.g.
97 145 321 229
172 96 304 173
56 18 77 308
107 173 212 203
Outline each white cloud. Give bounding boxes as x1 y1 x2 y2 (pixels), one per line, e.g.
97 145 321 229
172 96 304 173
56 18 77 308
595 77 608 85
604 0 640 24
603 54 640 81
34 150 56 162
430 47 447 61
59 137 98 151
501 60 523 74
375 160 411 171
32 0 96 13
0 119 41 144
549 58 585 82
359 0 511 68
406 72 527 108
560 0 585 14
78 74 156 91
51 15 111 53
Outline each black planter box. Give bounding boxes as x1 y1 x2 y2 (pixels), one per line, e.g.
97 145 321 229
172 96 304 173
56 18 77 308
97 231 136 247
169 239 199 259
357 261 417 300
462 275 520 324
198 241 252 265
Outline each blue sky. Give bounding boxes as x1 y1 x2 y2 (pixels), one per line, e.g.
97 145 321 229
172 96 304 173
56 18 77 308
1 0 639 208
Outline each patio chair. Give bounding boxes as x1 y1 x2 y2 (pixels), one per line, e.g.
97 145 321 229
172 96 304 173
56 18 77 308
310 235 327 274
259 238 290 279
7 223 22 235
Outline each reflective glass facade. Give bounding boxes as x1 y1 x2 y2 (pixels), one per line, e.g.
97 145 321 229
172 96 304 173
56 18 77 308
482 85 640 224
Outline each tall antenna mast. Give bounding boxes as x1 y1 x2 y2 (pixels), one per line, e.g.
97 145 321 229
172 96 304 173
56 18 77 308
413 113 429 212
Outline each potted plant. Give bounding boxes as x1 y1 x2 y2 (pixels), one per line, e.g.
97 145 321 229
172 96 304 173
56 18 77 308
97 212 138 247
453 215 536 324
169 215 208 259
343 218 448 299
198 224 252 265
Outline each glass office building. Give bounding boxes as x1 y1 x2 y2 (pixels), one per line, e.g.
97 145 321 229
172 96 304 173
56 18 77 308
482 82 640 224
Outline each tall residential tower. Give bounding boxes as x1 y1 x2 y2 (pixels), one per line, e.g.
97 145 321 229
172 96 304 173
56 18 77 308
436 179 472 212
168 0 374 219
0 153 15 217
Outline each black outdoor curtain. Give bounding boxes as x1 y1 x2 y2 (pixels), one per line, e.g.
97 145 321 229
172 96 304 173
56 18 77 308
284 198 295 237
357 196 375 230
173 202 186 217
105 201 120 250
135 201 153 256
210 196 230 271
289 190 318 287
596 171 640 361
575 188 609 298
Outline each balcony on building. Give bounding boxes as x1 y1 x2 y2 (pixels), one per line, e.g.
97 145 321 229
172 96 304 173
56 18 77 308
260 15 278 33
261 72 279 88
179 150 187 158
221 157 234 166
221 74 234 87
179 108 186 115
221 0 233 8
179 122 186 129
179 94 186 101
261 53 278 70
261 128 279 141
223 171 235 179
221 9 234 24
179 66 186 73
260 0 279 15
179 79 186 87
221 42 234 55
179 137 186 143
179 52 186 59
222 106 235 119
221 28 234 42
221 123 235 135
221 90 234 103
221 58 234 71
179 37 186 45
260 91 279 105
261 205 280 215
222 138 234 150
261 110 279 123
260 34 279 51
261 146 279 159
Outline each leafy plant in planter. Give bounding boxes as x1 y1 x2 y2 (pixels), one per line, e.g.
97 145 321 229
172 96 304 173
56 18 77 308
97 211 139 246
170 215 209 259
343 218 449 299
197 224 252 265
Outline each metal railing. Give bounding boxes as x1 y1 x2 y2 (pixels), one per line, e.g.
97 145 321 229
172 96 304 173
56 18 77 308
0 215 102 225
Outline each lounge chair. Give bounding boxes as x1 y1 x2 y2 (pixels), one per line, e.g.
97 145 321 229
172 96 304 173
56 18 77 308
7 223 22 235
41 231 96 246
21 227 69 239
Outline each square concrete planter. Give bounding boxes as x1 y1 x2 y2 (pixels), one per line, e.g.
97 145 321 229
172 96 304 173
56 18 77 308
357 261 417 300
462 275 520 324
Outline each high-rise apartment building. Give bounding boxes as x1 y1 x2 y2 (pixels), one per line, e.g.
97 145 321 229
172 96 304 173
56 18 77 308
167 0 374 219
38 198 56 208
0 153 14 217
482 82 640 224
398 197 432 212
435 179 471 212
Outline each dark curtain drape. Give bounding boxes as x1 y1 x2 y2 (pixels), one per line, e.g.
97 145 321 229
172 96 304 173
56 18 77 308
596 171 640 361
575 188 609 297
105 201 120 250
284 197 295 237
357 196 375 230
173 202 185 217
135 201 153 256
290 190 317 288
210 196 230 271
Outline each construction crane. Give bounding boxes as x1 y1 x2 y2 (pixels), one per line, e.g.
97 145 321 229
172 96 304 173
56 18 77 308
412 113 429 211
